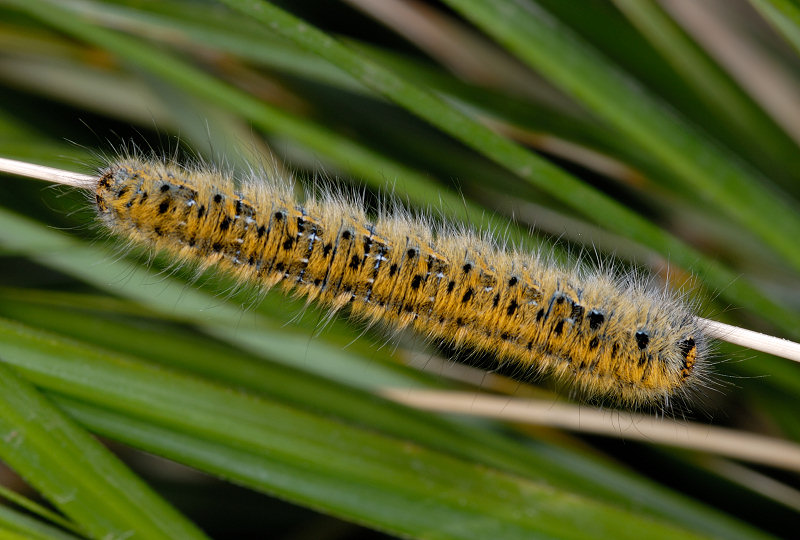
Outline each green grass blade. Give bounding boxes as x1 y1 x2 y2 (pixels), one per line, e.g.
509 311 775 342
0 317 768 540
0 361 208 540
0 485 81 538
439 0 800 272
748 0 800 55
0 502 81 540
0 288 774 540
612 0 797 168
534 0 800 189
62 399 771 540
0 530 54 540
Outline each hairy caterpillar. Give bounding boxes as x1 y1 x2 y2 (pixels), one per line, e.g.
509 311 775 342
91 156 708 408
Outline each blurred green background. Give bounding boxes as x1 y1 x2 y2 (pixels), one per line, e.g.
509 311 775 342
0 0 799 538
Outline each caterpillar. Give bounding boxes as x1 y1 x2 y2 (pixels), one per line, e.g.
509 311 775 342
91 156 708 408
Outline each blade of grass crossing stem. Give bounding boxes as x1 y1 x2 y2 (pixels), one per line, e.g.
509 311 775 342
437 0 800 271
748 0 800 56
0 362 209 540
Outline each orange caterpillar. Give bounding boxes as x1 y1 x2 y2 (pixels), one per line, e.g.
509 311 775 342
95 157 707 407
